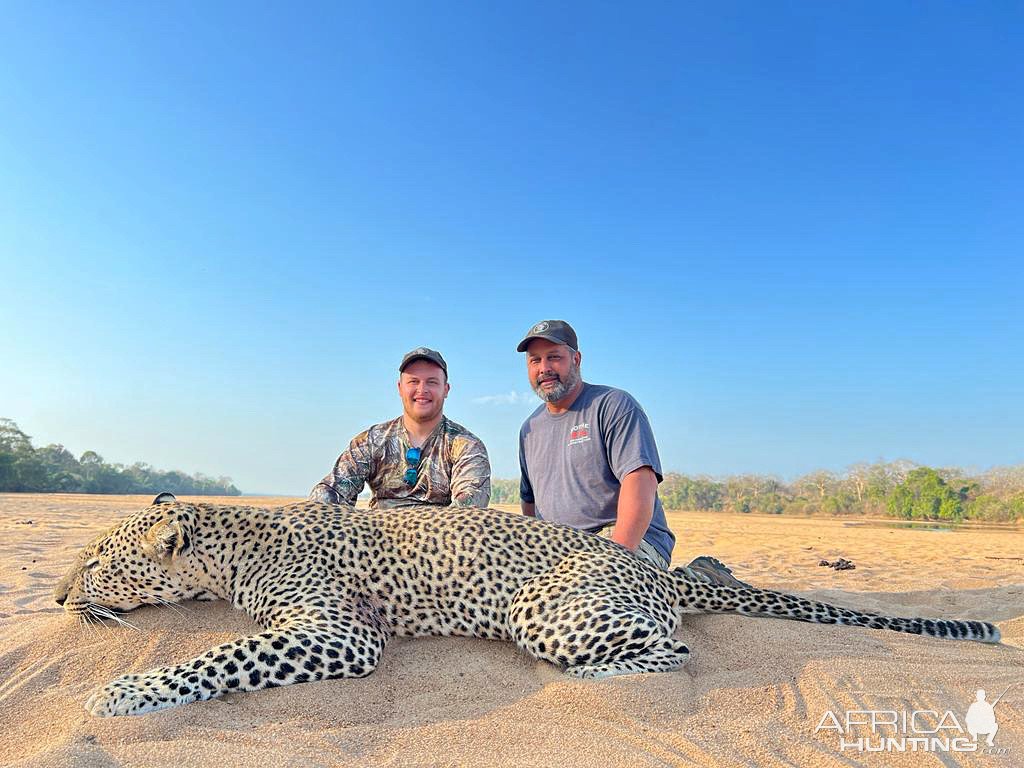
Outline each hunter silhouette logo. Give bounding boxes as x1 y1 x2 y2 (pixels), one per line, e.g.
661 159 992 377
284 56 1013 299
966 687 1009 747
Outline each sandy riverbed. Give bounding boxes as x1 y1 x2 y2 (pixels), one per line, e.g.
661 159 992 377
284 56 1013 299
1 493 1021 767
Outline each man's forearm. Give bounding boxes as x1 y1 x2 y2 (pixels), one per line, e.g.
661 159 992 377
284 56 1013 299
450 445 492 507
450 470 491 507
612 467 658 550
309 482 340 504
312 445 372 507
310 479 359 506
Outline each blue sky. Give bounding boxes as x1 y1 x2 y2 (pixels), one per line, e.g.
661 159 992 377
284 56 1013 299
1 3 1021 495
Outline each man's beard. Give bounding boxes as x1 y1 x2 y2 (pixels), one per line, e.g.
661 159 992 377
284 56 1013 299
532 362 581 403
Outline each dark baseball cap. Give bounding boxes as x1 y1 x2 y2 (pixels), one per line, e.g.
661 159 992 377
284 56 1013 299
516 320 579 353
399 347 448 376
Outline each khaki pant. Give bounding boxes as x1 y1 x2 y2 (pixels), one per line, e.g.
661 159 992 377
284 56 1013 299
596 526 670 570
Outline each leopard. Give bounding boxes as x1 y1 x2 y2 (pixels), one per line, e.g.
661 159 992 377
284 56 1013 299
55 494 1001 717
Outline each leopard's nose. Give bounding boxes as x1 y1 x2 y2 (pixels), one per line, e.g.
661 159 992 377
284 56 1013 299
55 593 66 606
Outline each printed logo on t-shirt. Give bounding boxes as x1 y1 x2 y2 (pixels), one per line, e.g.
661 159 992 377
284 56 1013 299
568 422 591 446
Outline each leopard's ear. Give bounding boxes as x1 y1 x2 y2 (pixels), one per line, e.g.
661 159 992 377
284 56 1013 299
144 518 191 560
152 492 177 506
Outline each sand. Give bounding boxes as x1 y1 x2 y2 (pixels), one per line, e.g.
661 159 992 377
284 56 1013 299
1 493 1021 767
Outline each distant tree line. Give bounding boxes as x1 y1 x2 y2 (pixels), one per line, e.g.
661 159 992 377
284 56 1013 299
490 478 521 506
490 461 1024 523
0 418 241 495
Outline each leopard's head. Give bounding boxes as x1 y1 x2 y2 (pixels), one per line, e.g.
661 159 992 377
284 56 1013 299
55 493 203 620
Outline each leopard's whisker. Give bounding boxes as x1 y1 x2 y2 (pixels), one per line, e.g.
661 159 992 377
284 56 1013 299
107 614 140 631
89 604 140 632
87 607 113 634
86 613 103 634
151 596 188 617
104 611 139 631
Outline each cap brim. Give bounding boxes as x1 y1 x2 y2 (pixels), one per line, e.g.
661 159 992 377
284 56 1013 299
516 334 566 352
400 355 447 374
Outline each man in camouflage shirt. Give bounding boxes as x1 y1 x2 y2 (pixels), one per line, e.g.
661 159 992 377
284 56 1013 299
309 347 491 509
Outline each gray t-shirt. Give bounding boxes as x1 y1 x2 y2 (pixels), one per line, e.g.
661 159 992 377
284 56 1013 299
518 383 676 563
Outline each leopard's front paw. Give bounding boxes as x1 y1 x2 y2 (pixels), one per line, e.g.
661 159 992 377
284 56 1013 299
85 675 181 717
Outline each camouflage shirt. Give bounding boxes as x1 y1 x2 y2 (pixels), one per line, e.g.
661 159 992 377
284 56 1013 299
309 415 491 509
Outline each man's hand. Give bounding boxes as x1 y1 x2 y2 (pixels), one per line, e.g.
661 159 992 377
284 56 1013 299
521 501 536 517
611 466 658 550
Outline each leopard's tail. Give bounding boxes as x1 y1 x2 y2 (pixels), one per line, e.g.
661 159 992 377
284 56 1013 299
671 571 1001 644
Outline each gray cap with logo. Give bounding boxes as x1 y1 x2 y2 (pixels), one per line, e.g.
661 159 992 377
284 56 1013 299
399 347 448 376
516 320 579 352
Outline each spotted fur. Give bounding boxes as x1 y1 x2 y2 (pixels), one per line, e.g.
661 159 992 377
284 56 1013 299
55 496 1001 716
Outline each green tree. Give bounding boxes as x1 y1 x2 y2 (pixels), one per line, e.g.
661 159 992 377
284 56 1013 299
887 467 964 521
0 418 33 452
489 478 520 505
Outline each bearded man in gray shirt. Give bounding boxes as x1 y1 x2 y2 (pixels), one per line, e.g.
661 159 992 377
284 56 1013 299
517 320 750 586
